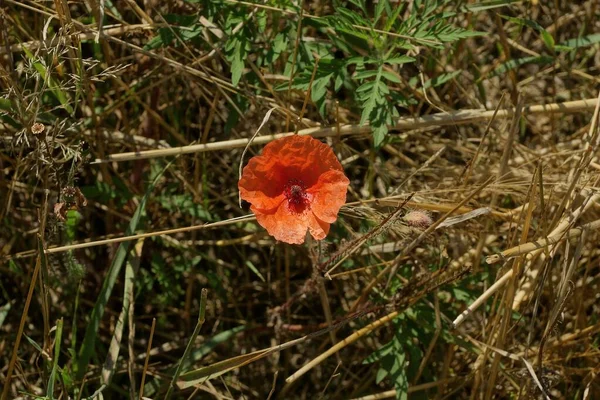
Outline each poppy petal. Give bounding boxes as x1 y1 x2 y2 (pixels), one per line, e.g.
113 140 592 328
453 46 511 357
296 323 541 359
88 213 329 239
253 202 309 244
239 135 349 244
308 170 350 223
239 154 287 210
261 135 344 187
307 212 330 240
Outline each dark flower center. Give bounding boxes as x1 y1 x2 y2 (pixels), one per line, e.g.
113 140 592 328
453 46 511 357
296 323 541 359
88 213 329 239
284 179 310 213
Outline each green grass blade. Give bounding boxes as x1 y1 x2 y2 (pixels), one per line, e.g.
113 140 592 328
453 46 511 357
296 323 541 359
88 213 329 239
245 261 265 282
0 302 10 328
459 0 523 12
164 288 208 399
47 318 64 397
177 347 263 388
100 240 141 386
559 33 600 50
76 166 166 381
491 55 554 77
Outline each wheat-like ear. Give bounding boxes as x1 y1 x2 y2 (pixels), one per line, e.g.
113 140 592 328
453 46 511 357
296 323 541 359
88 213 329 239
273 196 414 315
391 263 472 311
426 264 473 295
319 194 414 277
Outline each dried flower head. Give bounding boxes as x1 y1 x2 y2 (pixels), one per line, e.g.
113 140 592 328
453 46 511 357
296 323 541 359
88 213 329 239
61 186 88 207
54 186 88 221
403 210 433 229
238 135 349 244
31 122 45 135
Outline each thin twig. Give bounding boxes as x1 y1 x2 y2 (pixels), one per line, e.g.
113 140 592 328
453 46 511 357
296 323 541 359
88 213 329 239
139 318 156 400
238 107 277 207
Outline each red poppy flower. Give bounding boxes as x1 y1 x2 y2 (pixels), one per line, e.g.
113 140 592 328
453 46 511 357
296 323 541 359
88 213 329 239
239 135 350 244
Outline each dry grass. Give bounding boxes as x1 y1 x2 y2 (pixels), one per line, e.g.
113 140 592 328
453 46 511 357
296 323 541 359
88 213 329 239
1 1 600 399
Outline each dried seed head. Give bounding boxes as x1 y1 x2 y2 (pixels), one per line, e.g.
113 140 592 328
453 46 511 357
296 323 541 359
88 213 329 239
403 210 433 229
54 202 67 221
61 186 88 207
31 122 45 135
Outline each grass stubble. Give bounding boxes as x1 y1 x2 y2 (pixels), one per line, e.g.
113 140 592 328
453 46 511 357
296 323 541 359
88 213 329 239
1 1 600 399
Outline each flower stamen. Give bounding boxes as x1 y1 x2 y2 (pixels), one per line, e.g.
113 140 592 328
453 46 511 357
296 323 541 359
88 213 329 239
238 135 349 244
284 179 309 213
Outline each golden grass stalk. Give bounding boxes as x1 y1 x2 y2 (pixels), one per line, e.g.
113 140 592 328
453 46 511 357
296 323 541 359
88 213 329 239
91 98 598 164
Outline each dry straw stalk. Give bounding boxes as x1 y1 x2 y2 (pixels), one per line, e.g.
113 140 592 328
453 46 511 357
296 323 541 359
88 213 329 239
92 98 598 164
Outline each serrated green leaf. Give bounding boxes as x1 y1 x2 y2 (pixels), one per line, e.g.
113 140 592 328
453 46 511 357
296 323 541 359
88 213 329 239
256 10 267 33
346 56 373 66
334 73 345 91
379 82 390 95
143 15 203 50
384 0 404 31
372 122 388 147
273 33 288 54
311 76 332 115
415 26 483 43
264 32 288 64
359 69 385 119
159 194 213 221
374 0 387 23
421 70 462 89
224 13 251 87
180 25 203 41
230 46 244 86
385 55 415 65
60 367 73 389
356 81 376 94
451 287 478 303
381 70 401 83
354 70 381 80
337 7 370 27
